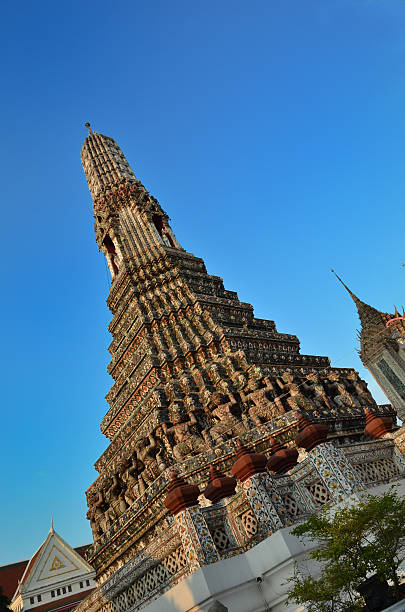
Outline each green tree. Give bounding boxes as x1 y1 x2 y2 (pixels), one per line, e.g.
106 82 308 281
286 487 405 612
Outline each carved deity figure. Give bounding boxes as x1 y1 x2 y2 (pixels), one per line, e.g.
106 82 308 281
304 372 333 412
326 371 361 412
208 363 222 384
286 383 315 413
276 371 295 391
109 471 128 514
162 406 207 461
161 224 176 247
208 392 246 443
98 477 115 531
232 370 248 391
134 432 165 487
124 451 145 503
346 371 376 407
86 488 108 539
240 376 283 426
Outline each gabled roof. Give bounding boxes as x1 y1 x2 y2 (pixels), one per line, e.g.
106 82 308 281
0 546 91 603
0 559 28 601
13 526 94 601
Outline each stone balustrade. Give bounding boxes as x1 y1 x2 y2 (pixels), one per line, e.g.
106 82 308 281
77 431 405 612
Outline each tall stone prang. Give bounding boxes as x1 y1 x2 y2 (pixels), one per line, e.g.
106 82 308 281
80 128 396 593
333 270 405 421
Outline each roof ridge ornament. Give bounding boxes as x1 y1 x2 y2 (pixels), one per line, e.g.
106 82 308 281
84 122 94 135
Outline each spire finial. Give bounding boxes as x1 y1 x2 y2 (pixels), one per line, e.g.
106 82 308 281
331 269 362 305
84 122 93 135
49 516 54 533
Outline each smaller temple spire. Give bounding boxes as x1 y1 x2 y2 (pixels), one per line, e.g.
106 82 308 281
332 269 394 360
331 269 363 307
331 269 386 324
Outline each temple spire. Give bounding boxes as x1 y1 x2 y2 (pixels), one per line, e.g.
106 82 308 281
331 269 363 308
332 269 393 359
84 122 94 135
81 130 139 199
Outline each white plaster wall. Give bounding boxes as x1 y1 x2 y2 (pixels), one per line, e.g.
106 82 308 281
143 527 317 612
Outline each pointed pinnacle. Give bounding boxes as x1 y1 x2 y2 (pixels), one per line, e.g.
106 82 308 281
331 269 362 306
49 516 54 533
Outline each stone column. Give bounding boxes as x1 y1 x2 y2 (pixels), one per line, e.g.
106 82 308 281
293 414 364 502
231 441 290 536
174 505 221 571
164 471 220 572
304 442 364 502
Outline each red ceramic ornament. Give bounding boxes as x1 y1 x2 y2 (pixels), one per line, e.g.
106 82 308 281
295 415 328 452
266 436 299 474
364 408 390 439
203 464 237 503
164 470 200 515
231 440 267 482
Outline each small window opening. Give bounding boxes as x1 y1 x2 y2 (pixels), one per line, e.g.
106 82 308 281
152 214 176 247
102 235 119 275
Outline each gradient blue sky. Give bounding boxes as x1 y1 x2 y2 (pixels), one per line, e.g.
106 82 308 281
1 0 405 564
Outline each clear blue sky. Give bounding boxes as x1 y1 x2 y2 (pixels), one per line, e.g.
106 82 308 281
1 0 405 564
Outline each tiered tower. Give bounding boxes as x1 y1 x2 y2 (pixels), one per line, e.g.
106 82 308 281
80 129 395 588
334 271 405 421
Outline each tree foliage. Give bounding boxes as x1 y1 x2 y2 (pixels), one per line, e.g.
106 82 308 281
286 487 405 611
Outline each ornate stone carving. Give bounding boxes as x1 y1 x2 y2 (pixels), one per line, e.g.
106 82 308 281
80 130 397 583
162 407 207 460
208 392 246 443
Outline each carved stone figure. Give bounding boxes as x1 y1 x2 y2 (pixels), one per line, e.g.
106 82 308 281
327 371 361 411
286 383 315 412
134 432 164 487
304 372 333 412
125 451 145 503
346 371 376 407
276 371 295 392
162 406 207 460
110 471 128 514
208 392 246 443
86 488 107 538
99 477 115 531
240 376 282 426
232 370 248 391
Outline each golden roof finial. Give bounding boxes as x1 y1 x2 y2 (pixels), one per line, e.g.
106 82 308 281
84 122 93 135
